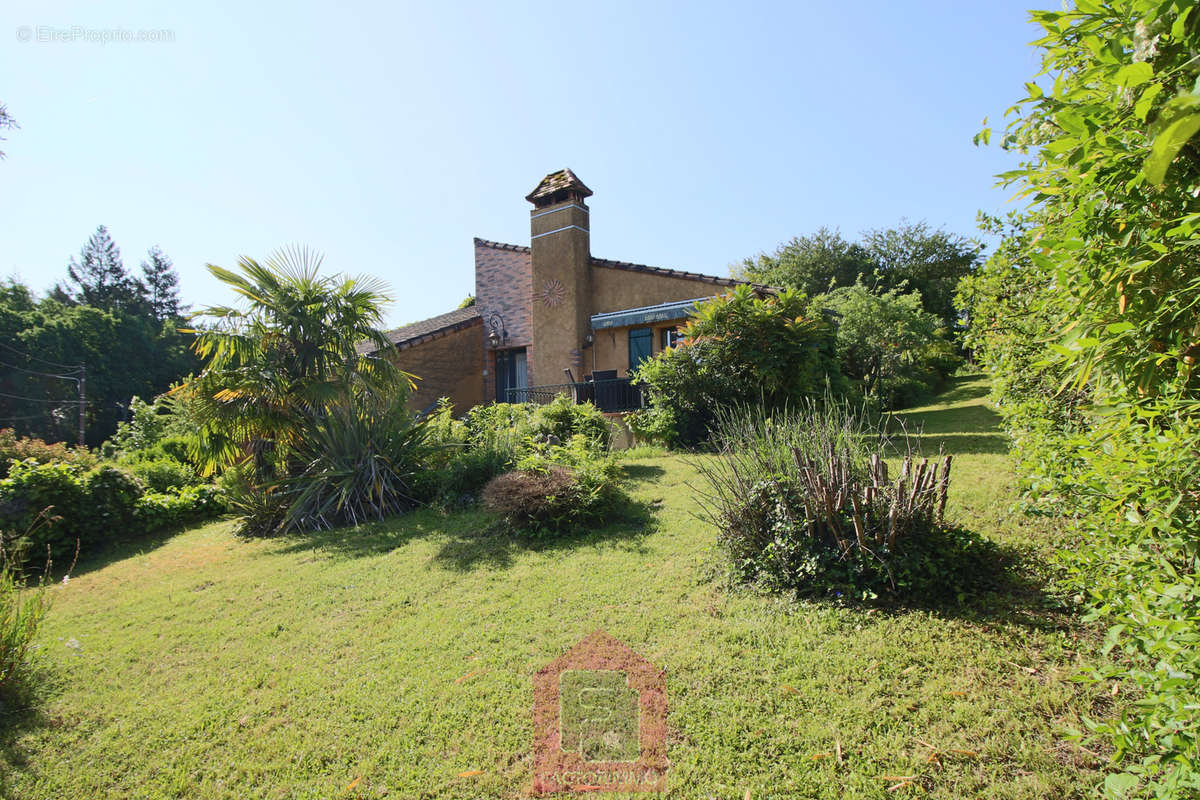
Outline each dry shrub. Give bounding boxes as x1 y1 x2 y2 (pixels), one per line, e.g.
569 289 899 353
482 467 578 534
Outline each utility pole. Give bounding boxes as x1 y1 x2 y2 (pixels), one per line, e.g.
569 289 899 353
77 363 86 447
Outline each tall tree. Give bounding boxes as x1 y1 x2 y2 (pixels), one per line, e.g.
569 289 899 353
0 280 198 446
141 246 182 322
862 221 981 331
0 102 17 159
734 227 872 297
66 225 146 314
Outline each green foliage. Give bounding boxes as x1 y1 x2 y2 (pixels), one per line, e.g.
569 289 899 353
861 221 982 333
182 247 427 536
183 246 407 480
528 394 611 449
85 465 143 538
0 460 222 569
0 461 90 566
104 394 193 458
122 458 198 493
0 428 98 478
133 485 226 532
272 391 428 535
734 227 872 296
809 284 961 410
630 286 846 446
482 435 623 536
421 398 614 506
967 3 1200 795
696 402 991 603
735 223 981 333
0 556 51 701
0 280 198 447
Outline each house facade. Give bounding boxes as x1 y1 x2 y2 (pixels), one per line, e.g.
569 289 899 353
372 169 763 413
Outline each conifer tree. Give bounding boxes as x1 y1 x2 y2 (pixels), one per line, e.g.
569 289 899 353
66 225 146 313
141 246 182 321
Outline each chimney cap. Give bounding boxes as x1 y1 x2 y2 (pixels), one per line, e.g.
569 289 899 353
526 168 593 207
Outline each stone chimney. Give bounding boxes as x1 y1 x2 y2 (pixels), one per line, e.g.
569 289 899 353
526 168 592 385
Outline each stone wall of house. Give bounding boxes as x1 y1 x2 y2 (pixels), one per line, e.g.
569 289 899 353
391 320 484 414
474 240 533 400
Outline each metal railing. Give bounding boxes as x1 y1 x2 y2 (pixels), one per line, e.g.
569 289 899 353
505 378 644 413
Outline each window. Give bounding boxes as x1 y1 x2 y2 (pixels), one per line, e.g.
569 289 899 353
628 328 653 372
495 348 527 402
660 327 683 349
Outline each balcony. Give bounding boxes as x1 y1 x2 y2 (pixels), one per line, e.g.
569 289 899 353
505 377 645 413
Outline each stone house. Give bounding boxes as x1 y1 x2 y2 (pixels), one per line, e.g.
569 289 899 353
368 169 764 413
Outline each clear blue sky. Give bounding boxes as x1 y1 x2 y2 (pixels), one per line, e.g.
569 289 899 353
2 1 1049 329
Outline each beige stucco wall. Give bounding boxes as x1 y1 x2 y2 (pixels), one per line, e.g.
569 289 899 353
590 266 728 316
530 201 591 386
390 322 484 413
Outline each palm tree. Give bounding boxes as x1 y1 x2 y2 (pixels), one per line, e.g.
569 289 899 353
180 246 410 480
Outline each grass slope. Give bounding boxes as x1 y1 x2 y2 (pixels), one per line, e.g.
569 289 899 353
1 377 1107 799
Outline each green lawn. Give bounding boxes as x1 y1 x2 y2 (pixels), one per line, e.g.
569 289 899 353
1 377 1108 799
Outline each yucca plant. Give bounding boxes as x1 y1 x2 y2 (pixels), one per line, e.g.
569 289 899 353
274 390 429 534
695 400 975 601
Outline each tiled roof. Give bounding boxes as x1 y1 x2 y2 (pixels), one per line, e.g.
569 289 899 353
358 306 482 354
472 238 771 291
525 168 593 203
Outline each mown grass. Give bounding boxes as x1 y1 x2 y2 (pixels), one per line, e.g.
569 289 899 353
1 376 1107 799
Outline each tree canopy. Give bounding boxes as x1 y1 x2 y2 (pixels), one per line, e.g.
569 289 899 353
736 222 981 332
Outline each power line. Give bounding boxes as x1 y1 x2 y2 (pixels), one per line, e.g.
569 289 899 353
0 390 89 405
0 340 84 371
0 358 82 381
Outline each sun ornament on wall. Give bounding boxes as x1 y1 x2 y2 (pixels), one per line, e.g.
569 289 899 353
535 279 567 308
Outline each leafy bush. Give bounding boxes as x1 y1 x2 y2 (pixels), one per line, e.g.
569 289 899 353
630 285 846 447
966 2 1200 794
103 394 193 458
0 460 224 567
482 436 623 536
134 485 226 531
85 466 143 539
0 428 97 479
122 458 199 493
696 403 990 602
807 284 961 410
0 461 90 566
420 398 613 506
529 395 611 449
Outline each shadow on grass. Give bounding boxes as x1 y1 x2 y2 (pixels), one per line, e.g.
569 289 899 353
888 432 1010 457
0 675 52 795
25 516 225 582
889 404 1006 439
891 530 1069 630
271 507 462 561
619 463 666 481
430 498 657 573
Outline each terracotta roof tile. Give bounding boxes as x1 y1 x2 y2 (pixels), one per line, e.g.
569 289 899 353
358 306 482 354
472 238 772 292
